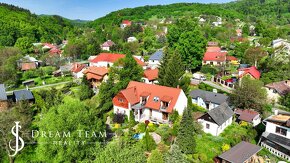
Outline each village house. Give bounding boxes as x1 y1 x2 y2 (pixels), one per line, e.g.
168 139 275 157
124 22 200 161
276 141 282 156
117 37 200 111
12 89 34 103
217 141 262 163
113 81 187 124
272 38 288 49
120 20 132 29
148 49 163 68
83 67 108 89
238 66 260 80
189 89 229 110
71 63 87 79
101 40 115 51
202 46 238 66
89 53 146 68
259 110 290 161
198 102 234 136
207 42 219 47
236 29 242 37
127 37 137 43
142 68 158 84
234 109 261 126
265 80 290 103
0 84 8 111
17 55 40 71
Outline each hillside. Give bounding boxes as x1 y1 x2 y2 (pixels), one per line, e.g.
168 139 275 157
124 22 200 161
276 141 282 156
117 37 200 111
89 0 290 28
0 3 74 47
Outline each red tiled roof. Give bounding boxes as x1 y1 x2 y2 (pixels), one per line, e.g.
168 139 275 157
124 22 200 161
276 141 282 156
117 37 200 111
203 51 227 62
83 67 108 76
206 47 221 52
49 48 61 54
21 62 36 71
235 109 260 122
239 66 260 79
144 69 158 81
90 53 146 66
71 63 86 73
101 40 115 47
113 81 182 113
226 56 238 61
122 20 132 25
43 43 55 49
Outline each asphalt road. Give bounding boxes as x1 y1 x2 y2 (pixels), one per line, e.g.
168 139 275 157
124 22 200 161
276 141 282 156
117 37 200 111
6 81 71 94
202 81 233 93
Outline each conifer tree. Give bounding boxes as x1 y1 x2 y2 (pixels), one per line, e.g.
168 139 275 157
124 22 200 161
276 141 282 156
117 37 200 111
175 106 196 154
165 144 188 163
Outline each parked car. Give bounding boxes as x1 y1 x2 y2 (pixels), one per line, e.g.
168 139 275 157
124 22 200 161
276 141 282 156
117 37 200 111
193 73 206 81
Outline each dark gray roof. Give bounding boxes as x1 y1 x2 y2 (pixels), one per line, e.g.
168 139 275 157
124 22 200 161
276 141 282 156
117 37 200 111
189 89 228 105
219 141 262 163
13 90 34 101
0 84 7 100
262 132 290 150
149 49 163 61
207 102 234 126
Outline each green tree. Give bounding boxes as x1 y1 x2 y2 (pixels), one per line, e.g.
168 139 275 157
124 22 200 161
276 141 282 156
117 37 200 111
79 75 94 100
175 107 196 154
279 92 290 109
230 76 267 112
165 144 188 163
14 37 35 53
147 149 164 163
140 130 156 152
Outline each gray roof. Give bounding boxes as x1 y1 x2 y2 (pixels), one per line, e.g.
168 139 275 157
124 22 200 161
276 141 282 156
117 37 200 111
0 84 7 100
60 64 72 72
262 132 290 151
219 141 262 163
189 89 228 105
207 102 234 126
13 90 34 101
149 49 163 61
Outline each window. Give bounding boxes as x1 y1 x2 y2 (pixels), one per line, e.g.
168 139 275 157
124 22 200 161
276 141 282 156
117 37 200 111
118 98 124 103
153 96 159 102
275 126 287 136
206 123 210 129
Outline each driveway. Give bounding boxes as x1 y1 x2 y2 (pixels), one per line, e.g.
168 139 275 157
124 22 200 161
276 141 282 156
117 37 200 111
202 81 233 93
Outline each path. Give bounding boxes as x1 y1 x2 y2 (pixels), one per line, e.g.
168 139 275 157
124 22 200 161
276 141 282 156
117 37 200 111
6 81 71 94
202 81 233 93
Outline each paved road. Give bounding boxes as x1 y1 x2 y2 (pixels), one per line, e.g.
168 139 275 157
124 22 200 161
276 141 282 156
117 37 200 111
202 81 233 93
6 81 71 94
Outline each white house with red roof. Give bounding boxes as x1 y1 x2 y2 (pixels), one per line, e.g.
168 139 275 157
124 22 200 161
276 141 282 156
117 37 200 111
101 40 115 51
238 66 260 80
142 68 159 84
113 81 187 123
120 20 132 29
202 47 238 66
71 63 87 79
89 53 146 68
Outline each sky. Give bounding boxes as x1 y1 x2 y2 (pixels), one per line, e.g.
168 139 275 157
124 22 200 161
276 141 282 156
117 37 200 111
0 0 233 20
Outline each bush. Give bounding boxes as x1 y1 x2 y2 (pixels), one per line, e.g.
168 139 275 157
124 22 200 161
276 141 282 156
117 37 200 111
147 123 158 132
198 153 208 162
156 124 172 143
113 113 126 124
169 110 179 123
221 144 230 152
136 123 146 133
200 65 218 75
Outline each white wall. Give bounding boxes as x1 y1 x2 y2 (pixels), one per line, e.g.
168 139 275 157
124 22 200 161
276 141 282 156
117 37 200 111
148 60 160 68
114 105 130 118
174 91 188 115
265 87 281 103
252 115 261 127
198 116 232 136
202 61 222 66
265 121 290 139
101 47 110 51
151 110 163 120
192 97 220 110
89 61 113 67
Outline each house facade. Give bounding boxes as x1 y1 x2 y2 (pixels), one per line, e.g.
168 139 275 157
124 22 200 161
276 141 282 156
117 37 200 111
113 81 187 124
71 63 87 79
83 67 108 89
189 89 229 110
120 20 132 29
265 80 290 103
142 69 158 84
259 110 290 161
238 66 260 80
234 109 261 126
101 40 115 51
0 84 8 111
198 103 234 136
89 53 146 68
202 47 237 66
148 49 163 68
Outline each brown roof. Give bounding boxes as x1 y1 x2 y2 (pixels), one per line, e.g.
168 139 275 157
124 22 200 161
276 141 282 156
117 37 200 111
86 73 103 80
219 141 262 163
71 63 86 73
265 80 290 95
21 62 36 71
235 109 260 122
83 67 108 76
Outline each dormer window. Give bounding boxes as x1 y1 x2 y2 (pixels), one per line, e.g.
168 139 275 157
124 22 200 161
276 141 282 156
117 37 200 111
153 96 159 102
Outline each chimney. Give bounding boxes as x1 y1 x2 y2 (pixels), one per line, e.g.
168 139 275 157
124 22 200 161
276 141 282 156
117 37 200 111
274 109 279 115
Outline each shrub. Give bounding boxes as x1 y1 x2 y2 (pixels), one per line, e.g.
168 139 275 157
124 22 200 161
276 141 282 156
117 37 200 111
147 123 158 132
169 110 179 123
136 123 146 133
198 153 208 162
113 113 126 124
222 144 230 152
200 65 218 75
156 124 171 143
